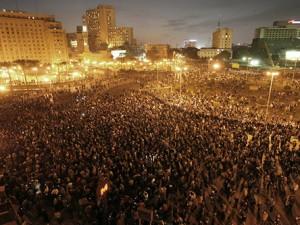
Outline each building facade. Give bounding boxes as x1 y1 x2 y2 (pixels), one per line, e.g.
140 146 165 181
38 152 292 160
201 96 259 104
252 20 300 66
145 44 170 60
0 9 68 64
84 5 116 51
212 28 233 49
255 26 300 40
108 27 134 48
66 25 89 56
198 48 231 59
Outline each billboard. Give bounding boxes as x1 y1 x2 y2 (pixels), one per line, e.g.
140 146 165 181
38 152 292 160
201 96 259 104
286 50 300 61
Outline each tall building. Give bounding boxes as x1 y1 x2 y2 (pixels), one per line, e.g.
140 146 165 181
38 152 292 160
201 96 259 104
66 25 89 56
252 20 300 66
255 21 300 39
0 9 69 63
212 28 233 49
109 27 134 48
84 5 116 51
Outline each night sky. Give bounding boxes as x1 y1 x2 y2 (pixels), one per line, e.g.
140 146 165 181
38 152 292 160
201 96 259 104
1 0 299 47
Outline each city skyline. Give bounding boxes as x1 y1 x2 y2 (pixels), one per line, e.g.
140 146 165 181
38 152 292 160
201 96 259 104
0 0 299 47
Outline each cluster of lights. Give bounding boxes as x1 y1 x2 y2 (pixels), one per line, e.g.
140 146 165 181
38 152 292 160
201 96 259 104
0 84 7 93
266 71 280 76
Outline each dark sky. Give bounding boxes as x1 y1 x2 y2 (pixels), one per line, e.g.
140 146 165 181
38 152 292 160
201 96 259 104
1 0 300 47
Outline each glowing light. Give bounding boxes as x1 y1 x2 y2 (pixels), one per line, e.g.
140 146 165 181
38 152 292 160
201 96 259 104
70 40 78 48
212 63 221 70
71 71 81 77
175 66 182 72
100 183 109 196
266 71 280 76
288 20 300 24
82 25 88 33
42 77 50 83
0 85 7 92
249 59 260 67
286 50 300 61
111 50 127 60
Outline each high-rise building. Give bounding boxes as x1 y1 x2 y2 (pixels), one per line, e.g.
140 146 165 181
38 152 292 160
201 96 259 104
0 9 69 63
84 5 116 51
109 27 134 48
212 28 233 49
252 20 300 66
255 21 300 39
66 25 89 56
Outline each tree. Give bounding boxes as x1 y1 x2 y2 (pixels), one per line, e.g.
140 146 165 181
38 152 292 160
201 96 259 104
14 60 40 85
232 46 251 60
182 47 199 59
214 50 231 61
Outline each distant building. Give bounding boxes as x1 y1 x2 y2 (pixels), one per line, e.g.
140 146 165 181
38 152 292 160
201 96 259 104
145 44 170 60
0 9 69 64
109 27 134 48
255 22 300 39
212 28 233 49
184 40 197 48
84 5 116 51
66 26 89 57
198 48 231 59
252 20 300 66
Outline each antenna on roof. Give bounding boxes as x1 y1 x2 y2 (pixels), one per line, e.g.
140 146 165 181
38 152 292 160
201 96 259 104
217 17 221 28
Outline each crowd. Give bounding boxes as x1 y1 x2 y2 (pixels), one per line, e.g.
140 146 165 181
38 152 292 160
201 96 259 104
148 70 300 125
0 73 299 225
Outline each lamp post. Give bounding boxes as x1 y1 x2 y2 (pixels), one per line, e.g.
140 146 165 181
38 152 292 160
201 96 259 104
265 71 280 121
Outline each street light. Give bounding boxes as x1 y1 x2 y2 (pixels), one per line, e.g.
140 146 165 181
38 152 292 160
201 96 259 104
212 63 221 71
0 84 7 93
285 50 300 81
265 71 280 121
249 59 260 67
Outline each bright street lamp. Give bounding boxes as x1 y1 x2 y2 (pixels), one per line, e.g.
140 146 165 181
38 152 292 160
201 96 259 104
249 59 260 67
212 63 221 70
0 84 7 93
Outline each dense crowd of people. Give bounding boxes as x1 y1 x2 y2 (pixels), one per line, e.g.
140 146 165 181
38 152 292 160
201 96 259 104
0 72 299 225
148 70 300 125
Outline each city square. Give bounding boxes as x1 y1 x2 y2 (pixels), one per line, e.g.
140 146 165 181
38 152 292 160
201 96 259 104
0 1 300 225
